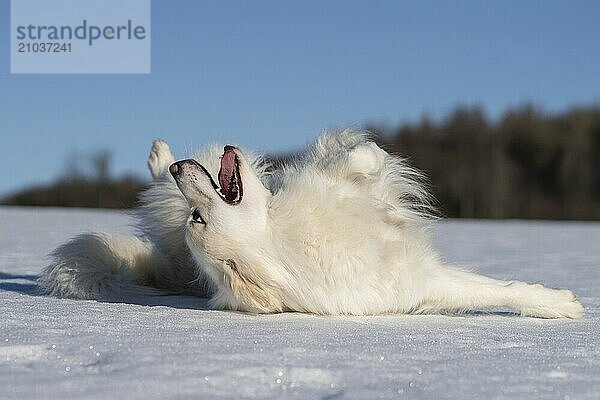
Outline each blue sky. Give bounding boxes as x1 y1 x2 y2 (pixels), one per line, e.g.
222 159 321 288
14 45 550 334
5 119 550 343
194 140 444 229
1 0 599 196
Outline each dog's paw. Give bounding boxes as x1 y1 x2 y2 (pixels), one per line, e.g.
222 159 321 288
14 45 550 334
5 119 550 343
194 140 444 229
148 139 175 179
347 142 386 177
521 287 584 319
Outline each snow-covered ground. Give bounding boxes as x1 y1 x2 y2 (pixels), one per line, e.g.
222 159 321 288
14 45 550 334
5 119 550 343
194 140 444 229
1 206 599 399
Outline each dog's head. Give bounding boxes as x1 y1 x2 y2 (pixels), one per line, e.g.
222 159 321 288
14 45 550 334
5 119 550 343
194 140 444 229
170 146 282 312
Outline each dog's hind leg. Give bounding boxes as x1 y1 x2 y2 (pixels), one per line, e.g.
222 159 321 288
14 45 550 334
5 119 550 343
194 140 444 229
148 139 175 180
415 266 584 319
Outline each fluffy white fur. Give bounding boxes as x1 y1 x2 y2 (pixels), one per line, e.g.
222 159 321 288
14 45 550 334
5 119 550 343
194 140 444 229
40 130 584 318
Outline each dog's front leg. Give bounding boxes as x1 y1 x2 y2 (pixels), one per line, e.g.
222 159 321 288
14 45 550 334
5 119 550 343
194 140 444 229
147 139 176 180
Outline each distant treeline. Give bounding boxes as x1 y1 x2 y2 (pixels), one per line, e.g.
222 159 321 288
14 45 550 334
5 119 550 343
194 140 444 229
1 150 146 209
2 105 600 219
2 176 146 209
370 105 600 220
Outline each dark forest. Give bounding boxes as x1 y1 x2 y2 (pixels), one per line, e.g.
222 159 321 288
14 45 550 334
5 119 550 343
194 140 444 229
3 105 599 220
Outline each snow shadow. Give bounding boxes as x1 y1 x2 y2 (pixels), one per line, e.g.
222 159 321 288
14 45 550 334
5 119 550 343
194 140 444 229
0 272 40 295
0 271 525 316
102 294 211 310
0 270 210 310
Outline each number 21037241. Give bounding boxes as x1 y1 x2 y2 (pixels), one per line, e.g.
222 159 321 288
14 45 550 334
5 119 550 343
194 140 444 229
17 42 72 53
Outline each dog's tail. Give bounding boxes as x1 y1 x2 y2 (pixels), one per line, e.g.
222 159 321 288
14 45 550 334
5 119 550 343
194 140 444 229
39 233 172 300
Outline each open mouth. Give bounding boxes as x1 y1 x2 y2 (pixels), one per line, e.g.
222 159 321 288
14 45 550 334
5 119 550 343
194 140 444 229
217 145 243 204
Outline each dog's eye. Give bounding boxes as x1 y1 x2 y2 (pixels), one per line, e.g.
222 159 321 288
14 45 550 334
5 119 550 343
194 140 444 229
191 208 205 224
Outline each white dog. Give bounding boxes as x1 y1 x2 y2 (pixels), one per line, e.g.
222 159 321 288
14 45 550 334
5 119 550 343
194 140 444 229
40 130 583 318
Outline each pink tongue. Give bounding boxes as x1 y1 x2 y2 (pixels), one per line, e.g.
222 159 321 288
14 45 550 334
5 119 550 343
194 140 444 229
218 149 236 196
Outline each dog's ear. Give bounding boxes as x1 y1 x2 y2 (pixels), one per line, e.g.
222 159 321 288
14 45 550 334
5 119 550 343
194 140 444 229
219 259 283 313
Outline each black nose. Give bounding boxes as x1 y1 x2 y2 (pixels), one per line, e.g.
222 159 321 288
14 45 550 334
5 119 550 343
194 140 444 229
169 162 180 176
